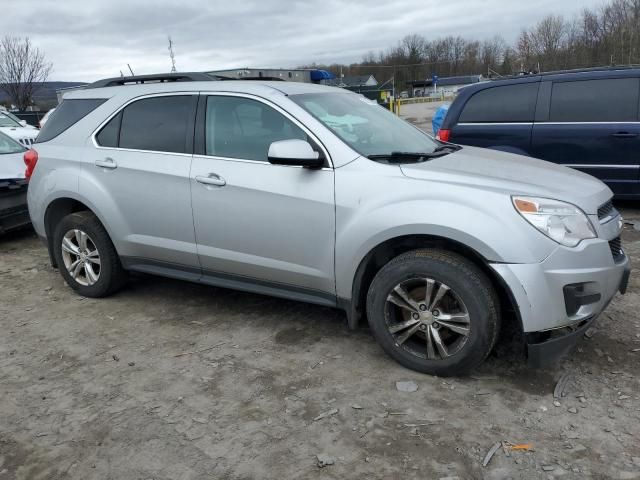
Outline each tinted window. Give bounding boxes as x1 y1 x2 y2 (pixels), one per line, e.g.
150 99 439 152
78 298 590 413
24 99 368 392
205 96 306 161
36 98 106 143
459 83 539 123
550 78 640 122
96 111 121 147
119 96 195 153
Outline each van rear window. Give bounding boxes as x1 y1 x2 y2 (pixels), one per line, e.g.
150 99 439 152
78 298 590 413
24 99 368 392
36 98 106 143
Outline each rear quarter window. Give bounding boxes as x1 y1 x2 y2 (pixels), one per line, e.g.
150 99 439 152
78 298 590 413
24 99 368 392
36 98 106 143
549 78 640 122
458 83 539 123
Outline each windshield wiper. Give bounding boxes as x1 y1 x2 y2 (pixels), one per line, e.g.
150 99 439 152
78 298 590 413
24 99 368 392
433 143 462 153
367 150 454 163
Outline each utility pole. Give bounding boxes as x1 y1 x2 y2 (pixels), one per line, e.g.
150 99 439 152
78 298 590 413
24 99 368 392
168 36 177 73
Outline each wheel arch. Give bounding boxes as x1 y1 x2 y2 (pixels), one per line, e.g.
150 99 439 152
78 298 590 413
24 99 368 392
43 196 110 268
343 234 522 334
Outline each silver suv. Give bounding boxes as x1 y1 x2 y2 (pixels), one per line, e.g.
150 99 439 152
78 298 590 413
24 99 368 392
26 73 630 376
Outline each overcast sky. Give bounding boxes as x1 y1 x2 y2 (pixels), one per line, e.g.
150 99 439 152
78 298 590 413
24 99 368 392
5 0 608 82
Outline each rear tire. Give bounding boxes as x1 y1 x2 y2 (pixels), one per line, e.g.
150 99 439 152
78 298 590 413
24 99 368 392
52 211 127 297
366 249 499 376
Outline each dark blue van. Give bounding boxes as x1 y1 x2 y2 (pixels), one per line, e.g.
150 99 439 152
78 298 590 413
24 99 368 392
438 68 640 198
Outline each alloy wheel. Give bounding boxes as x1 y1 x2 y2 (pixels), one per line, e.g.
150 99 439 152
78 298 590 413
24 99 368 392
385 277 470 360
61 229 101 286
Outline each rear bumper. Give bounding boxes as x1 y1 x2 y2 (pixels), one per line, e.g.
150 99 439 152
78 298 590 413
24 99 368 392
491 237 630 366
0 190 30 234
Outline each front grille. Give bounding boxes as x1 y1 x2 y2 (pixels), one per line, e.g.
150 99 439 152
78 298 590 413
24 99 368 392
609 236 624 261
597 200 615 221
19 138 34 147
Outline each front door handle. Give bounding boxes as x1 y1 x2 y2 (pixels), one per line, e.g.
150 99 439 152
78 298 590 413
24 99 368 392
611 132 639 138
95 157 117 169
195 173 226 187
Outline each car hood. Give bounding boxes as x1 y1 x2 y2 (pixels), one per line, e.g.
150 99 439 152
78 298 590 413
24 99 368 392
0 126 38 138
0 152 26 180
399 146 612 214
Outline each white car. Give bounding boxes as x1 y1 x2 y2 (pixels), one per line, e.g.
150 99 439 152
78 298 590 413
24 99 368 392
0 111 38 148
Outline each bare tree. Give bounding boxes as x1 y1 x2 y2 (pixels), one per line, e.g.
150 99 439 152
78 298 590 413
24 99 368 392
0 36 52 111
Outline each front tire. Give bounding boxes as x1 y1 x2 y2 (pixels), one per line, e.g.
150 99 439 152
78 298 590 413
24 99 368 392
52 211 127 297
366 249 499 376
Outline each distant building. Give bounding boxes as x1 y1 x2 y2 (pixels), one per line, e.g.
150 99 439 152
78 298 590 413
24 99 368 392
408 74 483 97
206 68 335 83
324 74 378 88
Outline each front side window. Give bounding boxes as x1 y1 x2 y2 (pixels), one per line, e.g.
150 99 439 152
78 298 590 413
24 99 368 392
205 96 306 161
550 78 640 122
459 83 539 123
291 92 438 157
117 96 196 153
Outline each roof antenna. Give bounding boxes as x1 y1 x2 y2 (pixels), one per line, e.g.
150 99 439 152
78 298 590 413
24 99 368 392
127 64 135 76
168 36 177 73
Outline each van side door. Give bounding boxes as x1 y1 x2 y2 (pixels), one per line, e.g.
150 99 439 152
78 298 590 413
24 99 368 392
531 77 640 197
449 82 539 156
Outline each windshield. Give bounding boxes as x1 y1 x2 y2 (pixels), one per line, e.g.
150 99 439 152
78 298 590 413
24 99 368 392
0 131 26 154
290 92 438 157
0 113 21 128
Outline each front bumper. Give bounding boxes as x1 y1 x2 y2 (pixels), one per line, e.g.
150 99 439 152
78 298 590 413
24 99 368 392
491 235 629 366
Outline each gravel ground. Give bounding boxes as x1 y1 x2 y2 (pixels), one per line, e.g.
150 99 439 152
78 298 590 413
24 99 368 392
1 204 639 479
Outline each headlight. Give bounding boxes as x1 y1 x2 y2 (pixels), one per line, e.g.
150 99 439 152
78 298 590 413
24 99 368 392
512 196 596 247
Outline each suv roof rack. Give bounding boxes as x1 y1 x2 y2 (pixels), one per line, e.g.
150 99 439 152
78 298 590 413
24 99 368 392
491 65 640 81
85 72 287 89
85 72 219 89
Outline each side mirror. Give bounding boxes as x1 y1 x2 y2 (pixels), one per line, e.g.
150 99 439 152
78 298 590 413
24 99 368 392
19 120 27 127
268 139 324 168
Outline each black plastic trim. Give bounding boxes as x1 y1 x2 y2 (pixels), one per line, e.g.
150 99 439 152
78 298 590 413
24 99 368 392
120 256 337 308
526 317 595 368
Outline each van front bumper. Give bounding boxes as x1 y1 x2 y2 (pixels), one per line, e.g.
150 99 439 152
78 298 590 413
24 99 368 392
491 237 630 366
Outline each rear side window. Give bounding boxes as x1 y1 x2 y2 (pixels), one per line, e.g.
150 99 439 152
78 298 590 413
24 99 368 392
550 78 640 122
116 96 196 153
36 98 106 143
95 111 121 147
459 83 539 123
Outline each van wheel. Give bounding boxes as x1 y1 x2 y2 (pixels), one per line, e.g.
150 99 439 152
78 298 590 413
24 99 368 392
52 211 127 297
366 249 499 376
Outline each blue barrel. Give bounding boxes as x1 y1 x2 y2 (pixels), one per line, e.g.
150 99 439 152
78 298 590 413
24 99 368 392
432 104 450 136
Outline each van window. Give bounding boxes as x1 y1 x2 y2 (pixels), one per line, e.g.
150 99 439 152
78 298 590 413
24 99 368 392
549 78 639 122
36 98 106 143
459 83 539 123
118 95 196 153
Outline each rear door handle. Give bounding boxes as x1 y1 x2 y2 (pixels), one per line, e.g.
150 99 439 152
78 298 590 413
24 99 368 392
195 173 226 187
95 157 117 169
611 132 639 138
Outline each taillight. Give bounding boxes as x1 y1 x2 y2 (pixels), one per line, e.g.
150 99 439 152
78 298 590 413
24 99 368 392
437 129 451 142
24 149 38 180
